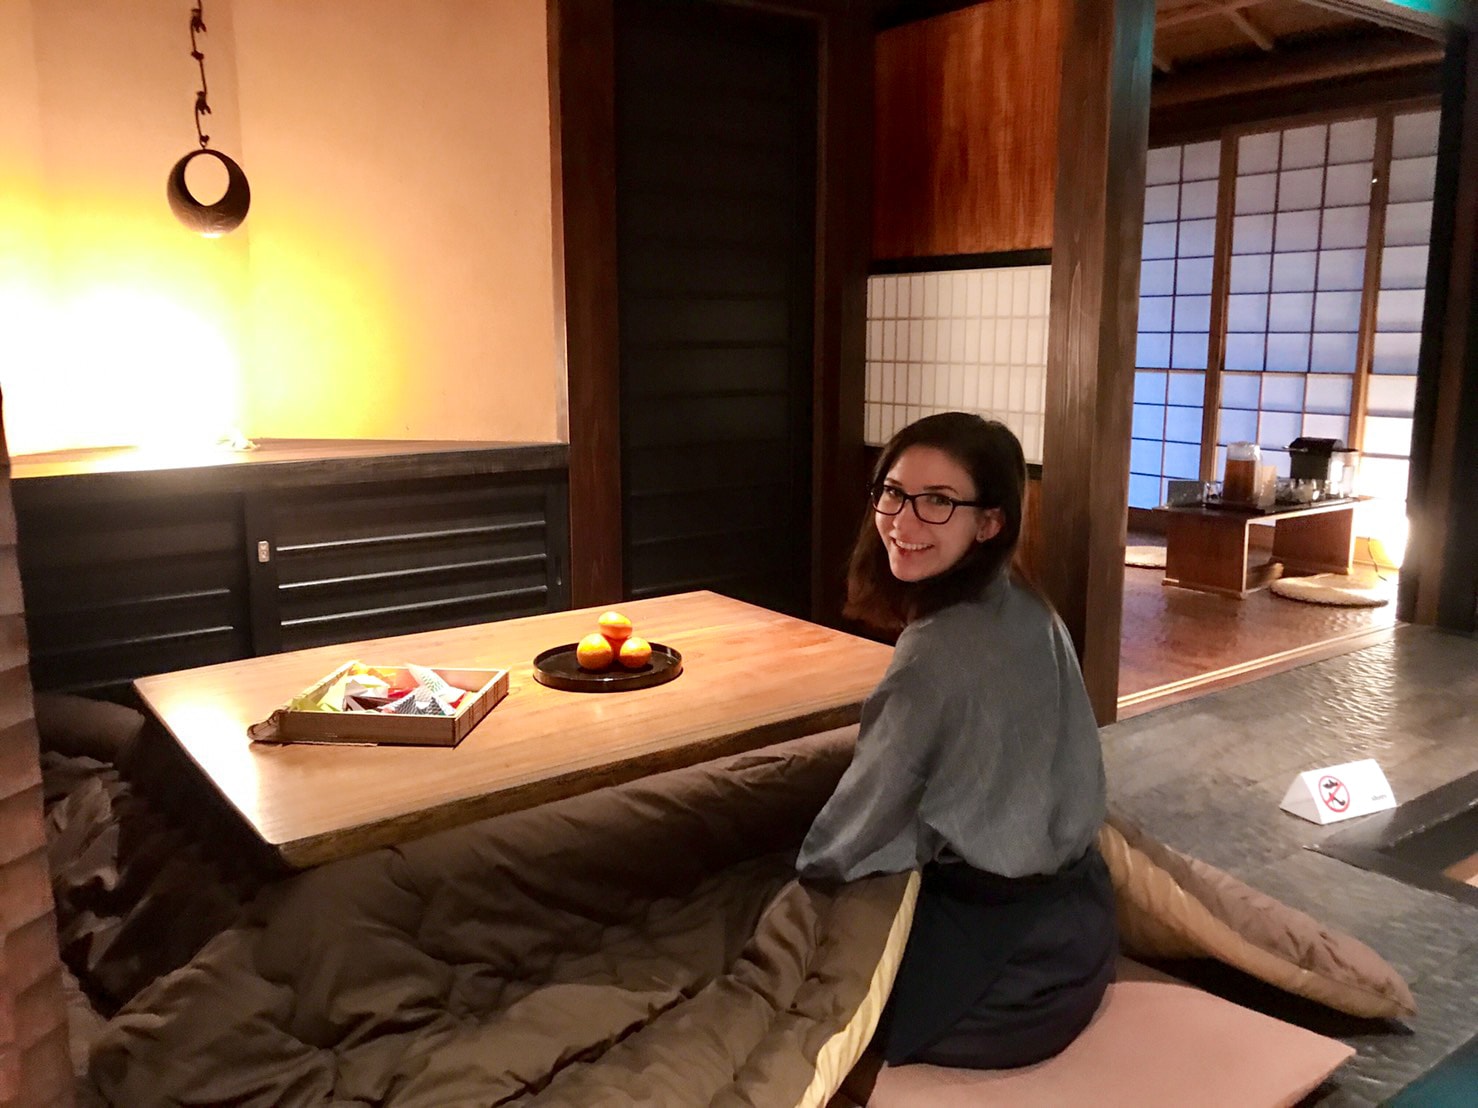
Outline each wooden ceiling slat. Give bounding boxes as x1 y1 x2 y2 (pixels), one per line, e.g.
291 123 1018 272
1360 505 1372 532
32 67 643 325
1157 0 1272 31
1225 7 1276 50
1294 0 1474 35
1151 27 1443 106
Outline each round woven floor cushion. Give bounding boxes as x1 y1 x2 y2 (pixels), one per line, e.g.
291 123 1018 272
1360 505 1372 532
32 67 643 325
1125 546 1167 569
1270 574 1389 607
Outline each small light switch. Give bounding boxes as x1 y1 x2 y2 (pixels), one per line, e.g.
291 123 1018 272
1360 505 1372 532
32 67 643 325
256 541 271 563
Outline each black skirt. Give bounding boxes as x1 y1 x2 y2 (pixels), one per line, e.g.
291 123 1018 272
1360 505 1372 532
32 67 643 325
879 845 1117 1069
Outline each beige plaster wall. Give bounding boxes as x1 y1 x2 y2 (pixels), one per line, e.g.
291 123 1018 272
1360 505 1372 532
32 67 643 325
0 0 561 455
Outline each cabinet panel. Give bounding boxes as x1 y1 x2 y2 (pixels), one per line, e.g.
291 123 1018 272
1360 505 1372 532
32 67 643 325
269 474 567 651
16 491 252 693
12 443 571 694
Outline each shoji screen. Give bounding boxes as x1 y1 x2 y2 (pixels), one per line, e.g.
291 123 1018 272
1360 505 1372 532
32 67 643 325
863 265 1051 462
1130 140 1220 509
1219 118 1377 480
1363 109 1440 513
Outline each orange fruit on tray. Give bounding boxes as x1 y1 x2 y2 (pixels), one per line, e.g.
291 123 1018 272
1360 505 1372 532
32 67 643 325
618 635 652 670
576 633 615 671
598 610 634 643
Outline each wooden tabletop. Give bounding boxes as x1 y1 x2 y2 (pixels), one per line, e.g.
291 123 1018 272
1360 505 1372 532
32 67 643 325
135 591 893 868
1153 497 1364 522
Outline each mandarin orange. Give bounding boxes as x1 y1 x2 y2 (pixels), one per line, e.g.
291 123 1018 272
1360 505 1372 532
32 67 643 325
576 632 615 670
597 610 634 643
618 635 652 670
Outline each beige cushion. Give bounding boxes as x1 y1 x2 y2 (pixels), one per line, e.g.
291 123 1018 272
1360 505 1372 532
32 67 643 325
1270 573 1390 607
1125 545 1167 569
1099 813 1415 1018
867 959 1354 1107
35 692 147 762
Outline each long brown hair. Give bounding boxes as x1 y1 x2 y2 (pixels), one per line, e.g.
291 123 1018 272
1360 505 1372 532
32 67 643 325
845 413 1026 632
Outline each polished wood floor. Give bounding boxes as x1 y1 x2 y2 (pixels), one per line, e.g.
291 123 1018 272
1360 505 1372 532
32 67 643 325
1116 533 1399 717
1446 852 1478 887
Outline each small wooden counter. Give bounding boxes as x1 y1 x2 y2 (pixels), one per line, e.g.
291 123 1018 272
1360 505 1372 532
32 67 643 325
1157 498 1360 599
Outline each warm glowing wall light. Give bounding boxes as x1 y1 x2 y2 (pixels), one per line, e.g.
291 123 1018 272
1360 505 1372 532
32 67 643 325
49 285 240 453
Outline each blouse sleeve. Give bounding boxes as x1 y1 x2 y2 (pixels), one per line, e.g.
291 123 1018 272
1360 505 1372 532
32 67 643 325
795 652 950 883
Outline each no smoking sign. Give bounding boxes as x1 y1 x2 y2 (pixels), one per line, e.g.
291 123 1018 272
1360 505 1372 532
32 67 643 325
1281 759 1395 825
1319 776 1350 813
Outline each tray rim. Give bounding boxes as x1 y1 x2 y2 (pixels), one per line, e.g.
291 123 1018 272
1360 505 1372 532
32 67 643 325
275 665 510 746
531 641 683 693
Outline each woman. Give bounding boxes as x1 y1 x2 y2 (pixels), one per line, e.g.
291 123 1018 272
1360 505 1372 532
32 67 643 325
796 411 1115 1070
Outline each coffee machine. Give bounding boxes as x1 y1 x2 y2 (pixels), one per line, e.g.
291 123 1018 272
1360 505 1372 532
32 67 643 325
1287 437 1359 500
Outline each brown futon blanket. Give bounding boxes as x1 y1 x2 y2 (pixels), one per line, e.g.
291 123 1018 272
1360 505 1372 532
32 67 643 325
85 728 910 1107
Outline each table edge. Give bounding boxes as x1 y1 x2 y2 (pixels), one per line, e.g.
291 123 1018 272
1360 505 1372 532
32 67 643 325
275 704 865 867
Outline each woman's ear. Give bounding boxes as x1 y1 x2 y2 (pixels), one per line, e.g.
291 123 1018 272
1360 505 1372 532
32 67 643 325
975 509 1004 543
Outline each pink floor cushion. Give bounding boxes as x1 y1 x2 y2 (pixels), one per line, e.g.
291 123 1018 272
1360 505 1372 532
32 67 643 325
865 959 1354 1108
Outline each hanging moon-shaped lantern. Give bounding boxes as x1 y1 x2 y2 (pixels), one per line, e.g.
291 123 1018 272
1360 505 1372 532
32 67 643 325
167 147 251 237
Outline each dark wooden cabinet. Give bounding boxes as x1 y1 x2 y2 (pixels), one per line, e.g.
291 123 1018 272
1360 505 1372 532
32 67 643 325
13 441 570 694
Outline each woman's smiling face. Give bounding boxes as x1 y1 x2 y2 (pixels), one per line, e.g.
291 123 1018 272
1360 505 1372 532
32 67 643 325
874 445 1002 582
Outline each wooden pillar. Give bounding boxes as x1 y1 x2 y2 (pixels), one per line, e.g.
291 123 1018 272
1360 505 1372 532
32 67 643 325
1401 31 1478 633
810 8 873 624
549 0 623 607
1040 0 1155 724
0 390 74 1106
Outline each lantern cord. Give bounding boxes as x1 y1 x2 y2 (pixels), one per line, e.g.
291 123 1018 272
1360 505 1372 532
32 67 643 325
189 3 212 149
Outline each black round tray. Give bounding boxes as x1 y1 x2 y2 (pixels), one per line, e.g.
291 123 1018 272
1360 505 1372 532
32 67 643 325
532 642 683 693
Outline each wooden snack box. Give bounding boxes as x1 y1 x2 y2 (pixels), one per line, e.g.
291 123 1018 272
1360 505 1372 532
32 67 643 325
278 665 510 748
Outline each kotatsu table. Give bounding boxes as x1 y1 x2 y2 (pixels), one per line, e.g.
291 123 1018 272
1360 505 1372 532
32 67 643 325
1156 498 1360 599
134 591 893 869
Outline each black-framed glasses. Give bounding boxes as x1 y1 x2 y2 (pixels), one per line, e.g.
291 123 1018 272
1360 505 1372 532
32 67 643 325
869 483 989 525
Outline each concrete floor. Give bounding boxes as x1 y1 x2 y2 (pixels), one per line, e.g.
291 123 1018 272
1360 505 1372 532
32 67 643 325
1101 625 1478 1105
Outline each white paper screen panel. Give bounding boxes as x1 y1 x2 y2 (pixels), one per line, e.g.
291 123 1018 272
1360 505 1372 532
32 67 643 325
1361 110 1439 499
1218 118 1378 482
863 265 1051 463
1132 139 1220 509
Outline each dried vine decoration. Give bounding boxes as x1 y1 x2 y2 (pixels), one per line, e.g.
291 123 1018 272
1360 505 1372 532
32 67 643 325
190 3 211 149
166 0 251 236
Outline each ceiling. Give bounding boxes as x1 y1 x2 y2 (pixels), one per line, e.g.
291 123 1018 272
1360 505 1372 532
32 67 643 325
1154 0 1379 72
872 1 1446 115
1150 0 1445 114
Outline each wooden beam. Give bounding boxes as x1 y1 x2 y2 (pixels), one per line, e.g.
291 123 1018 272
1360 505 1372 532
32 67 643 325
1157 0 1269 31
1402 34 1478 632
1225 8 1275 50
550 0 623 607
1152 29 1444 106
1349 114 1394 458
1149 63 1441 144
1292 0 1477 37
1042 0 1156 724
809 7 874 623
1199 134 1238 483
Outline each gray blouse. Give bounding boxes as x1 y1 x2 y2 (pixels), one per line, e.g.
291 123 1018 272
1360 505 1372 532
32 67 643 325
796 574 1106 883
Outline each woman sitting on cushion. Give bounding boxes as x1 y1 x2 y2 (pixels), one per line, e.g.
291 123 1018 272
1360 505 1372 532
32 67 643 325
797 411 1115 1070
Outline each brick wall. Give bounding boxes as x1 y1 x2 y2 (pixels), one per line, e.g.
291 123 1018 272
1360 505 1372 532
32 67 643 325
0 392 72 1106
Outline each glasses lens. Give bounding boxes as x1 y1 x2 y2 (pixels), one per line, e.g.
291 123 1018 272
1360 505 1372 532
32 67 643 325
914 495 955 524
871 485 904 514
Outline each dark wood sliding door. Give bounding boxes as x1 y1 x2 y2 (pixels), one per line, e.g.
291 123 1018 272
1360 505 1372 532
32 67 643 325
614 0 817 616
